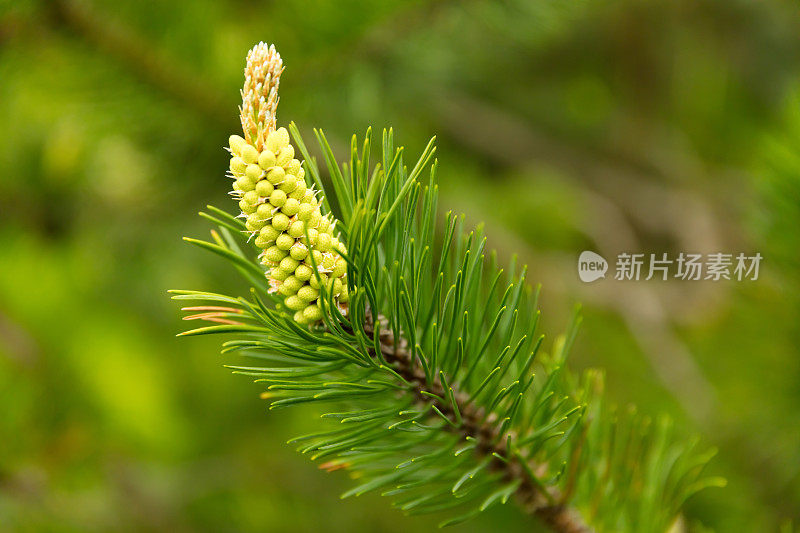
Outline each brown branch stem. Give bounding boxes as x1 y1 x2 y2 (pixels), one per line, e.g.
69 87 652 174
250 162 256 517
361 315 592 533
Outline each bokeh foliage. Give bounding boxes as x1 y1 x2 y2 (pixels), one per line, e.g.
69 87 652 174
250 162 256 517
1 0 799 531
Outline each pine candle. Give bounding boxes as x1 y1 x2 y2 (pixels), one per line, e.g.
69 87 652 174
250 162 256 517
227 43 348 324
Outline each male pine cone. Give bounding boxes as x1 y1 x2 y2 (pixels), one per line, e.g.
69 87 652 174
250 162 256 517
227 42 348 324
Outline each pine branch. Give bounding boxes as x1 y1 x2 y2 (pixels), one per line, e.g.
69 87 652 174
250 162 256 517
172 42 725 532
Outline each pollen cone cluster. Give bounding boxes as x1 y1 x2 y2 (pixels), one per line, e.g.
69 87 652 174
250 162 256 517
228 43 349 324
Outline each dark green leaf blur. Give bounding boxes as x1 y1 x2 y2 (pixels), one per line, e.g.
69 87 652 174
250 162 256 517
1 0 798 531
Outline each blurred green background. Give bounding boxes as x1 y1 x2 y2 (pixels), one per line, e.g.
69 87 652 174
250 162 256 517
1 0 799 531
